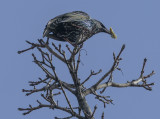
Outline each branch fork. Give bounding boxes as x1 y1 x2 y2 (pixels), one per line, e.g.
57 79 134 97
18 39 155 119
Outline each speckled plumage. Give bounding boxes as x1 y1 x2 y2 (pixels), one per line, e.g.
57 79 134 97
43 11 116 45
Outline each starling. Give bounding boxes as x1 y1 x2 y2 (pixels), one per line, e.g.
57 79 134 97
43 11 117 46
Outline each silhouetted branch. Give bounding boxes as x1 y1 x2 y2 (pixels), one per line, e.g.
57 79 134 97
84 58 155 96
17 40 43 54
18 39 155 119
94 44 125 87
55 116 73 119
75 52 81 72
18 101 84 119
29 77 49 86
90 105 97 118
81 69 102 85
101 112 104 119
57 78 74 113
92 92 113 107
40 40 66 63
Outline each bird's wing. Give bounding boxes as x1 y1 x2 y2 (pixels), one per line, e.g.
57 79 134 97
60 11 90 22
47 11 90 28
44 11 91 39
52 20 92 43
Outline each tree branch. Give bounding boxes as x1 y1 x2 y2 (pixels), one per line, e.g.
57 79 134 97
94 44 125 87
81 69 102 86
18 40 155 119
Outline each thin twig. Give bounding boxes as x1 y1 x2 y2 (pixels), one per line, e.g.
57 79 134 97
81 69 102 85
75 52 81 73
90 105 97 118
59 80 74 113
94 44 125 87
40 40 66 63
101 112 104 119
140 58 147 78
17 40 43 54
52 68 74 113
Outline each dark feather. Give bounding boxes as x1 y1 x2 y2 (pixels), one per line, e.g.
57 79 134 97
43 11 114 45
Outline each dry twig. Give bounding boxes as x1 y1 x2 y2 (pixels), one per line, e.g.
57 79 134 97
18 39 155 119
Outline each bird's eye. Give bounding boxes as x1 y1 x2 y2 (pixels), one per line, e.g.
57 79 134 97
100 23 105 28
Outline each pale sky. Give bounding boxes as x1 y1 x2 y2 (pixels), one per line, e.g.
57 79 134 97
0 0 160 119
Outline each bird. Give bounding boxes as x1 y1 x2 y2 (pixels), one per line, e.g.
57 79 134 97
43 11 117 46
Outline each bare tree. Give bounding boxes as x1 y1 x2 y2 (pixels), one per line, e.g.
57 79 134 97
18 39 155 119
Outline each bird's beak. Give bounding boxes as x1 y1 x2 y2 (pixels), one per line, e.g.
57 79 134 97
103 27 117 39
109 27 117 39
43 29 51 38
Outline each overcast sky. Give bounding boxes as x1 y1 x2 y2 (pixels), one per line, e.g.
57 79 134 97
0 0 160 119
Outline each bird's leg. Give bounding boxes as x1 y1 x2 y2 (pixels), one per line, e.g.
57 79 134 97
46 37 49 44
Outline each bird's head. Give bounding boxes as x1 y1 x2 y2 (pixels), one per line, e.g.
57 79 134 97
43 26 51 38
93 19 117 39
